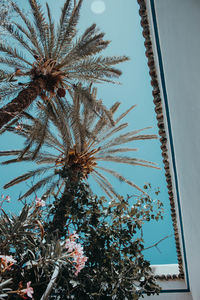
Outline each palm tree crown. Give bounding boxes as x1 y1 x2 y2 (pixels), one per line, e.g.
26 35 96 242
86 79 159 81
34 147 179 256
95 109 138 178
0 0 128 128
0 88 159 200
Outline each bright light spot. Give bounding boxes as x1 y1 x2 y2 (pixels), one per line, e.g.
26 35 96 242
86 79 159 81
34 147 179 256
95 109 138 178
91 1 106 14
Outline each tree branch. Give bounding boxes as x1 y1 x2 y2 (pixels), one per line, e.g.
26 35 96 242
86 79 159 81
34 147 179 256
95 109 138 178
40 263 60 300
143 234 172 251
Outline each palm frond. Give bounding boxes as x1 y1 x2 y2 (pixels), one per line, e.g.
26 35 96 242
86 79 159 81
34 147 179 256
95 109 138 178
65 73 121 85
11 1 43 55
19 138 34 159
93 176 115 199
95 55 130 66
99 148 138 155
90 116 107 141
73 85 114 125
55 0 83 59
2 23 36 56
92 170 120 199
54 0 72 55
13 21 36 50
101 128 157 150
1 157 31 165
21 112 63 152
110 101 121 114
45 100 72 153
28 0 48 56
99 123 129 143
0 43 32 66
46 3 55 57
16 109 53 158
70 92 85 152
3 166 52 189
0 117 21 135
0 150 22 156
82 87 102 134
5 123 33 138
58 24 110 67
96 166 146 194
96 155 160 169
18 173 56 200
31 111 49 159
58 0 72 29
64 56 127 79
0 57 29 70
115 104 136 124
35 156 57 165
90 101 121 138
0 70 9 81
0 82 23 100
41 179 61 199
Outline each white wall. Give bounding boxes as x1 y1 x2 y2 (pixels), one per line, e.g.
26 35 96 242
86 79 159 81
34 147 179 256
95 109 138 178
146 0 200 299
143 292 192 300
143 265 192 299
143 277 192 300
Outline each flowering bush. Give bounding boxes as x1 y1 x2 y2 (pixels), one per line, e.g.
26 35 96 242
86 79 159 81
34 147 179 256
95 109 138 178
35 196 46 208
65 232 88 276
0 197 87 299
45 181 163 299
0 181 163 300
0 194 10 210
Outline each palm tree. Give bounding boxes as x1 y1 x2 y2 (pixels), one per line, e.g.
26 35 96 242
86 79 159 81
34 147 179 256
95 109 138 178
0 88 159 200
0 0 128 129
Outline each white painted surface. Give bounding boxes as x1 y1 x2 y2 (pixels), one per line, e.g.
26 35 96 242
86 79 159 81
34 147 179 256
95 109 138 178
157 279 188 292
143 292 193 300
145 0 200 299
151 264 179 276
146 265 192 299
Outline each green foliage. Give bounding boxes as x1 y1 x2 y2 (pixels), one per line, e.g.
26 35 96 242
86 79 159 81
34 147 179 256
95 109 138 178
0 183 163 299
0 202 86 299
46 181 163 299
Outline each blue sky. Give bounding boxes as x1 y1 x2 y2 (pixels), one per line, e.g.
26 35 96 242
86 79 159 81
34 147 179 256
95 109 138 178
0 0 177 264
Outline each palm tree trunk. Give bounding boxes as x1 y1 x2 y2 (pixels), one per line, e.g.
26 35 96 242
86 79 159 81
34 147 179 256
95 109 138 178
0 78 45 129
47 177 86 238
50 185 74 237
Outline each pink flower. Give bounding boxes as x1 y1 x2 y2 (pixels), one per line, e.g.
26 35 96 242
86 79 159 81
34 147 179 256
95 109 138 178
64 232 88 275
0 255 16 264
65 232 79 252
20 281 34 299
0 255 17 271
35 196 45 207
5 195 11 202
65 239 76 252
74 255 88 276
75 243 83 252
70 243 88 276
68 231 79 241
0 194 11 210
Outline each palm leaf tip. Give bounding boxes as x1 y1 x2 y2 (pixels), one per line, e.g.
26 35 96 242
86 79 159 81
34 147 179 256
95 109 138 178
0 150 22 156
